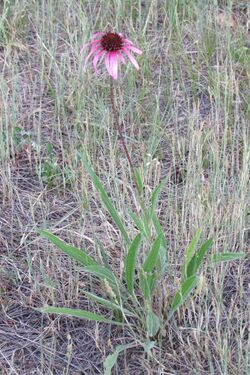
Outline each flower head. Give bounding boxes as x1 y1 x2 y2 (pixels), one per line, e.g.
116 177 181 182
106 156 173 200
80 32 142 80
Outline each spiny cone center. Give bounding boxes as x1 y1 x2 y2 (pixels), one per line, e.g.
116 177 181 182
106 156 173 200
101 33 123 52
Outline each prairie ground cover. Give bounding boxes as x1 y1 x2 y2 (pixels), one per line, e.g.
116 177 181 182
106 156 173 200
0 1 249 374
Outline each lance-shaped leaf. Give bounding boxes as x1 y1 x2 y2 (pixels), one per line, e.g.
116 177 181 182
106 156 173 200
150 177 168 216
38 230 97 267
125 233 142 295
151 213 168 276
104 343 136 375
139 269 152 300
211 252 245 263
81 153 129 244
134 168 143 195
146 311 160 338
37 306 124 325
142 234 162 273
83 291 134 316
169 275 199 318
182 229 202 279
84 264 118 290
128 209 149 239
185 238 213 279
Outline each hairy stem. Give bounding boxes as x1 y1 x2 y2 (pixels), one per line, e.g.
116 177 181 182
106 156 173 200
109 77 140 193
109 78 151 228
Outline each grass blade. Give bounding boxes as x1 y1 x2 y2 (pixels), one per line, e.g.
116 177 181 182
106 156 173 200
37 306 124 325
125 233 142 294
38 230 97 267
81 154 129 244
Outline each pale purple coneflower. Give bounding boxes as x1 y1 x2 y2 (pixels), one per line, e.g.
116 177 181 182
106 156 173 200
80 32 142 79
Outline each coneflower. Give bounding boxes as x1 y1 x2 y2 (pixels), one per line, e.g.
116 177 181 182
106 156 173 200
81 32 142 79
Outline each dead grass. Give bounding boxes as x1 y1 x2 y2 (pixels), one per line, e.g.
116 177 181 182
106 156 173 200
0 0 249 374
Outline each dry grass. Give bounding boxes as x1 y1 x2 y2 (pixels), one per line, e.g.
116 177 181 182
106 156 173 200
0 0 249 374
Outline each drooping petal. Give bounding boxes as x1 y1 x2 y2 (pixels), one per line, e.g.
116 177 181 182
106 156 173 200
81 33 103 53
105 52 112 76
91 32 105 39
122 48 140 70
124 44 142 55
109 52 118 79
90 38 102 45
84 48 100 70
93 50 104 74
117 51 126 64
122 38 134 45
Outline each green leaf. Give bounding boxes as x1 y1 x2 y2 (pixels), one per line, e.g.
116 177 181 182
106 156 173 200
211 252 246 263
83 291 134 316
142 340 156 355
128 209 147 237
81 154 129 244
139 270 152 300
134 168 143 195
151 213 168 277
146 311 160 337
185 238 213 279
104 343 135 375
139 235 163 300
169 275 199 318
142 234 162 273
38 230 97 267
182 229 202 279
95 237 111 271
150 177 168 215
84 265 118 289
151 213 168 248
125 233 142 295
37 306 124 325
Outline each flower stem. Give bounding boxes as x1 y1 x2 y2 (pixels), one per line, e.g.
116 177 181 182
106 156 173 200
109 77 140 194
109 78 150 227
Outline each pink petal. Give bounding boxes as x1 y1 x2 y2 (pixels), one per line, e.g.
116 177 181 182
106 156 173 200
124 45 142 55
91 38 102 45
91 32 105 39
84 48 100 70
80 38 102 54
122 38 134 45
117 52 126 64
109 52 118 79
105 52 112 76
93 50 104 74
122 48 140 70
